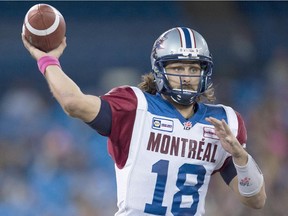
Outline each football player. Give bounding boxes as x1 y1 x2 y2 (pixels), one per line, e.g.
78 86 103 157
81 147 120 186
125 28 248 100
22 27 266 216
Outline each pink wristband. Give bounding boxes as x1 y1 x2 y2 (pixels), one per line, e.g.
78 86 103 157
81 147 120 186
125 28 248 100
37 56 61 75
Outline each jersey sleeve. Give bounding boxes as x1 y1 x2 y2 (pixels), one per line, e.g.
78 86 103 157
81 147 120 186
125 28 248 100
235 112 247 146
101 86 138 169
219 111 248 185
86 98 112 136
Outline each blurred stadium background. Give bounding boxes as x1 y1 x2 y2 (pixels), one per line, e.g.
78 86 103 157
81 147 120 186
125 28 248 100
0 1 287 215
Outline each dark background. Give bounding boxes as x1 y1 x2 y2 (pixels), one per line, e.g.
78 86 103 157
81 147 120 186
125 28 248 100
0 1 287 215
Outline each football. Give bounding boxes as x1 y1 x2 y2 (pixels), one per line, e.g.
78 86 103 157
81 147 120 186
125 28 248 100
22 4 66 52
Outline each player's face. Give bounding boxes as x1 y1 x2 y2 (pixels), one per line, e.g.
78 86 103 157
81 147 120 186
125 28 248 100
165 61 201 91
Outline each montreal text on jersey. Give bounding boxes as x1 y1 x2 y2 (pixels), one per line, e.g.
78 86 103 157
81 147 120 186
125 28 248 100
147 132 217 163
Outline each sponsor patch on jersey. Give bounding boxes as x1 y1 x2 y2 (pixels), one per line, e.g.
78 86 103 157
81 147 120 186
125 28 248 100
203 127 219 140
152 117 174 132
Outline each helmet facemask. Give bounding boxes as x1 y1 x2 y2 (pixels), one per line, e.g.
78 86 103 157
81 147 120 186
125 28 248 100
153 59 212 105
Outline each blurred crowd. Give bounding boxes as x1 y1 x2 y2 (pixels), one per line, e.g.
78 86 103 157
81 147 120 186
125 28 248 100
0 1 288 215
0 85 117 216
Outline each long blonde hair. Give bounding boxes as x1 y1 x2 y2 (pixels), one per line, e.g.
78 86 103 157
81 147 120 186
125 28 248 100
138 72 216 103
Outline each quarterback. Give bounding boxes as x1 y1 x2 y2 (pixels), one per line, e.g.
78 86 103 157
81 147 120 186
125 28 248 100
22 27 266 215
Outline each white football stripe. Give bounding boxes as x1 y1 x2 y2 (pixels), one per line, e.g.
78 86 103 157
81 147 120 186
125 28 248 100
24 6 61 36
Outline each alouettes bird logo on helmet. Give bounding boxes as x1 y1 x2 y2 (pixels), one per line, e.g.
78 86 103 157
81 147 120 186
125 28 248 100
152 35 167 59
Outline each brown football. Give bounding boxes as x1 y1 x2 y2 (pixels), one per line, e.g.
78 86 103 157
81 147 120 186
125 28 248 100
22 4 66 52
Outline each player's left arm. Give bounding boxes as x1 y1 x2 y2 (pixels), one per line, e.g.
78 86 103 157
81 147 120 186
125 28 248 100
206 116 266 209
229 174 266 209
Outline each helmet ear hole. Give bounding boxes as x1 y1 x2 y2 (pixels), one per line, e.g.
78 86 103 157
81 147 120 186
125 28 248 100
200 62 208 70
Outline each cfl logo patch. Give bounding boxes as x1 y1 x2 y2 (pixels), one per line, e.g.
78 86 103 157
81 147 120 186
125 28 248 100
183 121 192 130
240 177 251 187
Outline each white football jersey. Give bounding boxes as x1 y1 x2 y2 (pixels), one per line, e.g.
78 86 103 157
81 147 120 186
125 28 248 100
100 86 246 216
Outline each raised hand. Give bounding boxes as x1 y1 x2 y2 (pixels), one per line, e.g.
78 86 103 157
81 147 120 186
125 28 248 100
22 34 67 61
205 116 248 165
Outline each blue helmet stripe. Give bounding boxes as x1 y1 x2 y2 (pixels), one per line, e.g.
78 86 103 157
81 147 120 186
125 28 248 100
181 28 192 48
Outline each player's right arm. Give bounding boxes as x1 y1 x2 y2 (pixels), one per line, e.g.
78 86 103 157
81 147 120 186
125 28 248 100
45 65 101 122
22 34 101 123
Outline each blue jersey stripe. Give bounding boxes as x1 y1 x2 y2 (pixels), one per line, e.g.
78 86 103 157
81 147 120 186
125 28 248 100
144 92 227 126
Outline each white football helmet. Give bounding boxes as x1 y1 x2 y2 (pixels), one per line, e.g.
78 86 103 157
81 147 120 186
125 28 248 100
151 27 213 105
